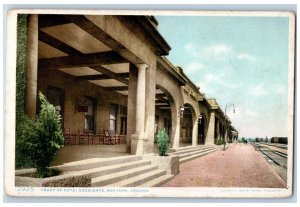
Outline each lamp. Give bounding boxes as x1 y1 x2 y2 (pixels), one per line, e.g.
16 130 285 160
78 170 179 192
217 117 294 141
198 114 203 124
179 105 185 118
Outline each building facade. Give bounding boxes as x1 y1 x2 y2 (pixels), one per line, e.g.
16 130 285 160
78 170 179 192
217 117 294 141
22 14 238 155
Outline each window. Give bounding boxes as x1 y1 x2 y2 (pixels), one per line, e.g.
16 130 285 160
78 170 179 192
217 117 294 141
120 117 127 135
85 97 96 133
109 104 118 133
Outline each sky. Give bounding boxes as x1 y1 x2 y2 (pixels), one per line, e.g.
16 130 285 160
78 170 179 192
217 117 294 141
156 15 291 138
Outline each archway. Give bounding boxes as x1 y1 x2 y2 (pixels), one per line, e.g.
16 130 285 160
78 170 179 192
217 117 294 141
154 85 177 147
180 103 196 147
198 114 207 145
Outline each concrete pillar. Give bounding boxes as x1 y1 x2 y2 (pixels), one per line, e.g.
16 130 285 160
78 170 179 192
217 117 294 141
215 120 219 140
172 108 180 148
131 64 148 154
192 116 198 146
144 63 156 153
25 14 38 118
206 111 215 145
126 63 137 153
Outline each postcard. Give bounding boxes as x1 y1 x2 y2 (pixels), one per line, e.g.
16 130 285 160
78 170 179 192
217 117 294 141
4 9 295 198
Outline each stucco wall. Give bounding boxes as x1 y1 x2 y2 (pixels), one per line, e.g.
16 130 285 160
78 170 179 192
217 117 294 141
37 69 127 134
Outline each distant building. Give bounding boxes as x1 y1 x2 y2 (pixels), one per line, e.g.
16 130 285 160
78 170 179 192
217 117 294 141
271 137 288 144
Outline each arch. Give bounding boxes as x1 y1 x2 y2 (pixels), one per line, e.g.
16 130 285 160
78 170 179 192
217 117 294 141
156 67 184 149
198 113 208 145
155 84 181 148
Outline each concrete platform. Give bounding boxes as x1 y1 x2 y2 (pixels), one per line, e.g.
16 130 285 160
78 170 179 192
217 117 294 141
162 144 286 188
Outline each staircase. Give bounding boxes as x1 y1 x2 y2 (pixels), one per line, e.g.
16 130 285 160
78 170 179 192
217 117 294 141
57 155 174 187
168 145 216 164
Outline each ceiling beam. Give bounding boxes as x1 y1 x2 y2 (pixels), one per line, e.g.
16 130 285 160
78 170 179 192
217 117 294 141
75 72 129 81
155 100 169 104
103 86 128 91
38 17 129 85
38 51 128 70
39 30 82 55
39 14 71 28
64 15 143 64
90 65 129 85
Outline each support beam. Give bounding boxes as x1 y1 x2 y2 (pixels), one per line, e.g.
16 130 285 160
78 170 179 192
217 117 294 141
64 15 143 64
103 86 128 91
75 73 129 81
155 100 170 104
39 14 71 29
39 30 81 55
38 51 127 70
38 31 129 85
91 66 129 85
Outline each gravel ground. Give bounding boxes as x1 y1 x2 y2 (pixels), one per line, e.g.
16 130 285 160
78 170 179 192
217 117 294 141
162 144 286 188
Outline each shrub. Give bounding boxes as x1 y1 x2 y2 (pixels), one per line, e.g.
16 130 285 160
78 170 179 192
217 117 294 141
216 139 222 145
156 128 169 156
16 113 37 169
16 92 64 177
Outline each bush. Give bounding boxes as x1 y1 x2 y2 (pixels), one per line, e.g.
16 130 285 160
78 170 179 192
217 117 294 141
16 92 64 177
216 139 226 145
16 113 37 169
156 128 169 156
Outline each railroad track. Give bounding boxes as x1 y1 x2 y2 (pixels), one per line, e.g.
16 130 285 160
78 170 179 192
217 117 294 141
252 143 287 169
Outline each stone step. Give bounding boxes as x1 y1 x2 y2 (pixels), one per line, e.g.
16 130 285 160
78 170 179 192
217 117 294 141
137 174 174 187
106 169 166 187
91 164 158 187
179 149 217 164
178 147 216 159
171 146 215 156
55 155 142 171
63 160 151 178
169 145 214 153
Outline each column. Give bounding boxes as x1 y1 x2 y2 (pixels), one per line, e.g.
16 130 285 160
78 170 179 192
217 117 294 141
172 109 180 148
131 64 148 154
192 116 198 146
206 111 215 145
126 64 137 153
25 14 38 118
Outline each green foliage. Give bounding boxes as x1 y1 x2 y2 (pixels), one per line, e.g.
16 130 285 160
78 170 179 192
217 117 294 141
15 14 30 168
34 92 64 177
16 113 36 168
156 128 169 156
16 14 28 117
16 92 64 178
216 138 226 145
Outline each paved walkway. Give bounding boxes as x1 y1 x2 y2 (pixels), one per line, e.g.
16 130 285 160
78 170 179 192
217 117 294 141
162 144 286 188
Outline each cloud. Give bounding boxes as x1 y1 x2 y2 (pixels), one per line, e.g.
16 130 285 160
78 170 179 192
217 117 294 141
245 110 259 117
236 52 255 61
200 44 232 60
185 62 205 73
273 84 286 95
249 84 268 97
